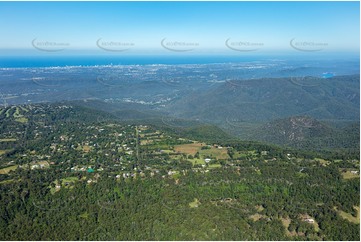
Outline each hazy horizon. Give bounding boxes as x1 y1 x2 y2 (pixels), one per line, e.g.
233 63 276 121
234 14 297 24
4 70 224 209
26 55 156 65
0 1 359 56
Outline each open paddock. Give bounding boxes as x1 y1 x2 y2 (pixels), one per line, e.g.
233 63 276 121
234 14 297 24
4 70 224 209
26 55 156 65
0 138 17 142
199 148 229 160
338 206 360 224
0 165 18 174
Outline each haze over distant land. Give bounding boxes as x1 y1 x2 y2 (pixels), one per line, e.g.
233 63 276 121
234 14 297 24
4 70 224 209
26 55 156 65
0 0 359 151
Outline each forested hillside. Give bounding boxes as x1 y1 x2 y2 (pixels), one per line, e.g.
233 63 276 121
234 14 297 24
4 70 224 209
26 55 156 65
0 103 359 240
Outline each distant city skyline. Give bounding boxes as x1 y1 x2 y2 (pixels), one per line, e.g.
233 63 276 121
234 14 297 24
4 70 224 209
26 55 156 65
0 1 359 55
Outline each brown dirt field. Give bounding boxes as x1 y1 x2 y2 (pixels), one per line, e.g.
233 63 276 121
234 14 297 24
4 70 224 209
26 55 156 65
174 143 205 155
83 145 91 153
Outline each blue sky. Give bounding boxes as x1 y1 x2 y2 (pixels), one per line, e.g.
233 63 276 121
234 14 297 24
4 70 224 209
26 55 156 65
0 1 359 55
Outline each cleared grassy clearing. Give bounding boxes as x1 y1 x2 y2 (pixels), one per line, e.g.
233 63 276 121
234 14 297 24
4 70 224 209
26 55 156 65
12 107 28 123
140 132 161 138
140 139 163 145
159 149 173 154
61 177 79 188
0 165 18 174
255 205 264 212
0 150 10 155
338 206 360 224
49 180 61 194
168 154 182 160
13 107 21 118
314 158 330 166
15 117 28 123
208 164 222 169
79 212 89 219
82 145 92 153
188 158 205 166
31 161 50 169
143 144 170 150
175 143 229 160
339 169 359 180
0 138 17 142
5 107 12 118
189 198 201 208
233 150 257 159
299 214 319 232
249 213 265 221
281 217 291 229
199 148 229 160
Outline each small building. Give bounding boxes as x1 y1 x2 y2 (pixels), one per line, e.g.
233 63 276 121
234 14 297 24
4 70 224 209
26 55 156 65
168 170 176 175
304 218 315 224
205 158 211 163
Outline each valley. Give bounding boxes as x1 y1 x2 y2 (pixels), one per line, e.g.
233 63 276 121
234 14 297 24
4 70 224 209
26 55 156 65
1 62 358 153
